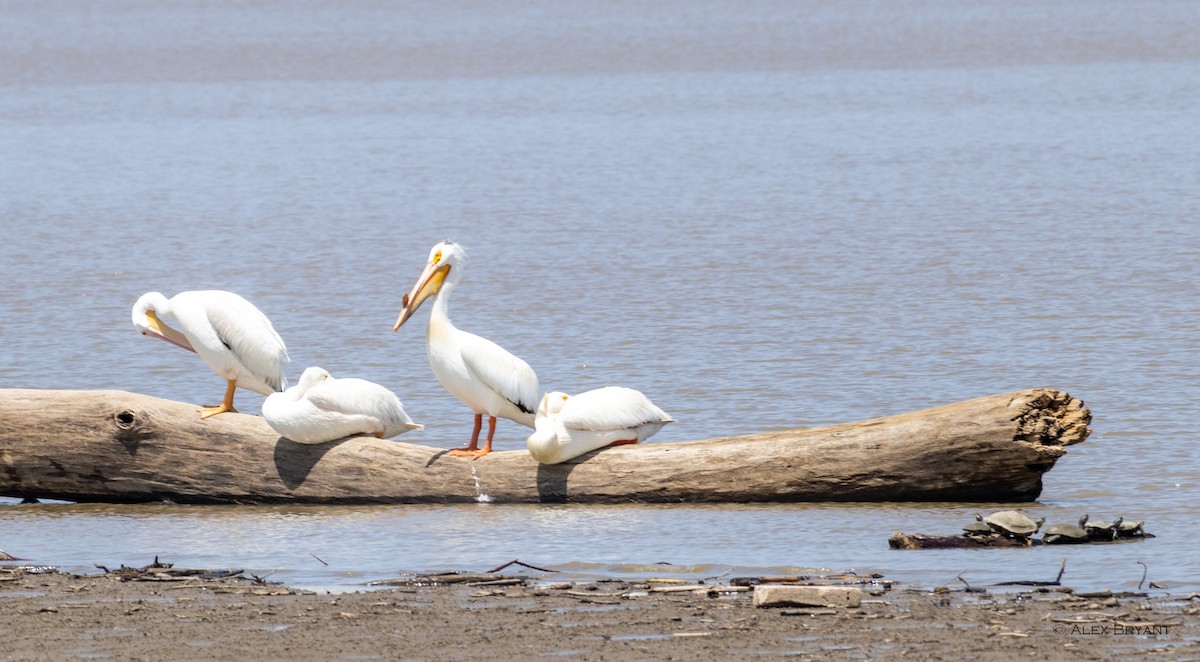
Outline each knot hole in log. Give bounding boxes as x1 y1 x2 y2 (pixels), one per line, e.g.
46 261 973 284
114 410 137 430
110 408 151 453
1012 390 1092 447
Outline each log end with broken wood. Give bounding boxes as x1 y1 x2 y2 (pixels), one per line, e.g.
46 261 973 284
0 387 1091 504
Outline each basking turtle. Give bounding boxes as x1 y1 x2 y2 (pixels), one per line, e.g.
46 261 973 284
1084 516 1124 541
1042 514 1089 545
963 513 994 537
1116 519 1145 538
984 511 1044 540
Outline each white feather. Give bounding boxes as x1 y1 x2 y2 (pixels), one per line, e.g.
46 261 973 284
526 387 674 465
263 367 423 444
558 386 674 431
460 334 540 418
133 290 290 397
396 241 540 437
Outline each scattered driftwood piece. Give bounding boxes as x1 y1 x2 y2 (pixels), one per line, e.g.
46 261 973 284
95 557 246 582
1 549 26 561
730 573 891 588
369 573 529 587
0 387 1090 504
754 585 863 609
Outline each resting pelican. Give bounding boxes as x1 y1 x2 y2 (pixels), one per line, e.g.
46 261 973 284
392 240 539 459
132 290 289 418
262 367 423 444
526 387 675 464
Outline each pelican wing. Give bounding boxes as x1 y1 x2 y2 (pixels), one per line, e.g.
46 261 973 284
460 333 539 414
560 387 673 431
306 378 404 420
204 292 290 392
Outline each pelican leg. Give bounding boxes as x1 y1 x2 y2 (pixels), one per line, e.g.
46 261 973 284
448 414 484 456
199 380 238 418
467 416 499 460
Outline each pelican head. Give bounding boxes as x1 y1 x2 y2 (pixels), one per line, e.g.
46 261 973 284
132 291 195 352
296 366 332 394
537 391 570 419
393 240 466 331
528 391 571 457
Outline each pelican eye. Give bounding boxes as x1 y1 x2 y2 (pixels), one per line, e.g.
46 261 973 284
433 250 442 264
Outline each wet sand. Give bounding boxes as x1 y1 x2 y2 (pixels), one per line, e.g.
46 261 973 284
2 563 1197 660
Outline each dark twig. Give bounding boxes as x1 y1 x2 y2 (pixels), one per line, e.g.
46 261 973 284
311 553 328 566
995 559 1066 587
483 559 558 574
1137 561 1147 591
956 575 985 593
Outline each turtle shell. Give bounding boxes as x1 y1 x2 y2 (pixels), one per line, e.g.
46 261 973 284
984 510 1039 536
1041 523 1088 544
1116 520 1144 537
962 521 993 536
1084 517 1123 540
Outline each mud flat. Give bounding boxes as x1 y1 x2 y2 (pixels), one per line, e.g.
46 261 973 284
2 563 1196 660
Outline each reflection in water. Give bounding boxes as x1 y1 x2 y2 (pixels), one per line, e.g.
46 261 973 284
0 500 1188 592
2 0 1199 591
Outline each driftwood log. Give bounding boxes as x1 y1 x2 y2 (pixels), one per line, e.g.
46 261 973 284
888 533 1035 549
0 387 1090 505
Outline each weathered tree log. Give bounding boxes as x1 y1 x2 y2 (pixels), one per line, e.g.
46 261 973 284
888 533 1034 549
887 531 1152 550
0 388 1090 504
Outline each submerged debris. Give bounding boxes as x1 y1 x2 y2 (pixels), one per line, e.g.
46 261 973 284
95 556 245 582
87 556 303 594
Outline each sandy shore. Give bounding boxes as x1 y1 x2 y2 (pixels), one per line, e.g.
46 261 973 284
2 562 1197 661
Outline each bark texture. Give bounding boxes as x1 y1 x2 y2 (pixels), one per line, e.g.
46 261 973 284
0 388 1090 504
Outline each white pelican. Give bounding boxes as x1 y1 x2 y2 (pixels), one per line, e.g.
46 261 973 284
392 240 539 459
262 367 423 444
526 387 675 465
132 290 290 418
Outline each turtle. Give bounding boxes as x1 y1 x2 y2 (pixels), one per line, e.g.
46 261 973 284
1041 514 1089 545
1084 516 1124 541
962 513 994 537
983 511 1044 540
1116 519 1145 538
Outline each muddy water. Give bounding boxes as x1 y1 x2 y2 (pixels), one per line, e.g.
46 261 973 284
2 1 1198 591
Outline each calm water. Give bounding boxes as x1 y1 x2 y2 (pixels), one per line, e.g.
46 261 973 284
1 1 1198 592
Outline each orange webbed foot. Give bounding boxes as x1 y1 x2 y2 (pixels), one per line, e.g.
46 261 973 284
198 404 237 419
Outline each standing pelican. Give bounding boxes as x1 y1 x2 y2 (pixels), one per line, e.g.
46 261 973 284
392 240 539 459
526 387 674 464
262 367 423 444
132 290 289 418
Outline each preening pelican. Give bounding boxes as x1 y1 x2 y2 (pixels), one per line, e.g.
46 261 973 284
132 290 290 418
526 387 675 464
262 367 423 444
392 240 539 459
